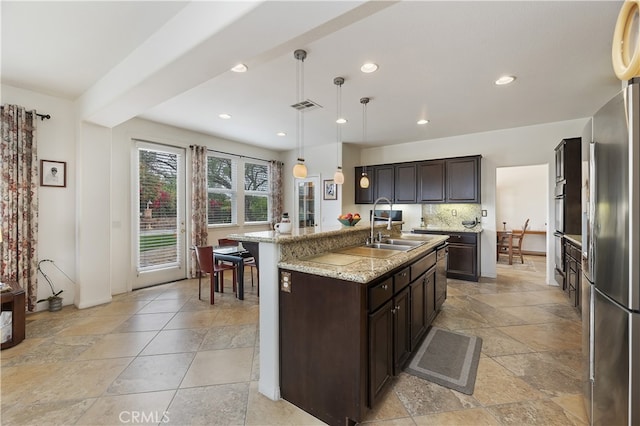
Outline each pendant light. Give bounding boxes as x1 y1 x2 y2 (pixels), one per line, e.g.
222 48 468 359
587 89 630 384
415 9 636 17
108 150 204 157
333 77 346 185
292 49 308 179
359 97 371 189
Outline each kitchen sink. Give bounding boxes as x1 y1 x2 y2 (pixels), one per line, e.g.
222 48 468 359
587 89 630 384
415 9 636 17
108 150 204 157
364 242 413 251
381 239 424 247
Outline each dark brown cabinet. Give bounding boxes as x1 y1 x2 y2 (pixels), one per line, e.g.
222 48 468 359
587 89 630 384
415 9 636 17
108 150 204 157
564 238 582 310
394 163 417 203
279 246 445 425
393 287 411 372
417 160 446 203
374 165 395 201
435 245 447 310
446 156 481 203
410 274 427 349
413 230 480 282
369 298 393 406
356 155 481 204
555 138 582 235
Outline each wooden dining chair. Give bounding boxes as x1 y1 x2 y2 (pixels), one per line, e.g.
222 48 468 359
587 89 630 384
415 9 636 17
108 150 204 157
193 245 237 304
497 219 530 263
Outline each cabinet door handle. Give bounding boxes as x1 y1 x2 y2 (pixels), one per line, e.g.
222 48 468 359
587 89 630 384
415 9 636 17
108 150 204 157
391 307 397 314
401 272 407 277
381 284 388 290
396 305 401 311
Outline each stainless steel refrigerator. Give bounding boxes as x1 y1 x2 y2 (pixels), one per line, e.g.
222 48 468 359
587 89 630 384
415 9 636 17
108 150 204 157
582 78 640 425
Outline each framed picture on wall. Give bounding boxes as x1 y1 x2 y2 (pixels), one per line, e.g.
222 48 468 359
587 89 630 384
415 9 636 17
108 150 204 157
40 160 66 187
323 179 337 200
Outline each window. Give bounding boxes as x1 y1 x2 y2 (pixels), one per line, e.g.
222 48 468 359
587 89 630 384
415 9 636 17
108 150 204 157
244 161 269 223
207 154 271 226
207 155 236 225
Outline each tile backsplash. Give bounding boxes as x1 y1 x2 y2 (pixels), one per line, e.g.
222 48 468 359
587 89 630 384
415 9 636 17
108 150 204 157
421 204 482 228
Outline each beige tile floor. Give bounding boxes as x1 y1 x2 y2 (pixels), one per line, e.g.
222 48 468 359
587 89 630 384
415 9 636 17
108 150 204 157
1 257 588 425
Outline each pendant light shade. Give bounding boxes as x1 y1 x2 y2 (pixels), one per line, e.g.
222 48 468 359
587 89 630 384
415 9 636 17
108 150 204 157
292 49 308 178
333 76 345 185
359 97 371 189
293 159 308 179
360 172 370 188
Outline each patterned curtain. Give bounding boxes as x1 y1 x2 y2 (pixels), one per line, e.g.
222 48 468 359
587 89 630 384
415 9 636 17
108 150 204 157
269 160 284 228
190 145 208 278
0 105 39 311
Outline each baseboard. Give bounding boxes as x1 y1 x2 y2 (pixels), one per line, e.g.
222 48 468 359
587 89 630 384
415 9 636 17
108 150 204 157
522 250 546 256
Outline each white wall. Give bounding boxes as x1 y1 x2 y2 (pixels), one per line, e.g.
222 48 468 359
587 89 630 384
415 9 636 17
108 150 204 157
359 118 589 283
496 164 548 254
282 142 343 228
1 84 77 309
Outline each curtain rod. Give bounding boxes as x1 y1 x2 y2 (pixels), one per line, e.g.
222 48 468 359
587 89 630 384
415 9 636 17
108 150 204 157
0 105 51 120
190 145 272 163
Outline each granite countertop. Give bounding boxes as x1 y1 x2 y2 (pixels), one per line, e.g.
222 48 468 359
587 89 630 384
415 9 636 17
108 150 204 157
412 225 483 234
278 234 448 284
228 221 403 244
565 234 582 247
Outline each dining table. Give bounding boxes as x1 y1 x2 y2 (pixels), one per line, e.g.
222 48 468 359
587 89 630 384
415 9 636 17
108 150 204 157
213 245 253 300
497 230 514 265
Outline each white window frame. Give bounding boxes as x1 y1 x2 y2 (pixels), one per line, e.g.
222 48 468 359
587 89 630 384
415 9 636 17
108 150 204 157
243 158 271 225
206 154 272 227
207 154 237 227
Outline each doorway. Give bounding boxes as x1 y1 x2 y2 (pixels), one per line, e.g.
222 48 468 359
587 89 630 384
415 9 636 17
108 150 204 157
495 164 548 269
133 141 187 289
294 176 320 228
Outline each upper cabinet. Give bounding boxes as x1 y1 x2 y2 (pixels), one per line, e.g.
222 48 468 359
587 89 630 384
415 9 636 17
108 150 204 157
356 155 481 205
394 163 417 203
417 160 446 203
446 156 481 203
374 165 395 201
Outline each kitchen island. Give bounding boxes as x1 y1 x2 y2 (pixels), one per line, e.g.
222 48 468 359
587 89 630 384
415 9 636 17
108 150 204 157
229 223 447 425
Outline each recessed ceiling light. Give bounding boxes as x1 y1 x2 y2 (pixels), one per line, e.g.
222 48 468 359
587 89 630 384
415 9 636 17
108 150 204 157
277 132 286 137
360 63 378 73
231 63 248 73
336 118 347 124
218 113 232 119
495 75 516 85
417 119 430 125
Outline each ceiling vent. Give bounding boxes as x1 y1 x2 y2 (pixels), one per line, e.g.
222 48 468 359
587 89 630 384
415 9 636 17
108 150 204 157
290 99 322 111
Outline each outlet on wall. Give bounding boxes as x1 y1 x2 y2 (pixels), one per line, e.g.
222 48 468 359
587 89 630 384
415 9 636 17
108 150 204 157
482 210 487 217
451 209 457 216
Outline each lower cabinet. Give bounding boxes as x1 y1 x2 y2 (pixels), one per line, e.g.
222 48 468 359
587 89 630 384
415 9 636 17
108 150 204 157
413 230 480 282
410 274 427 350
279 248 447 426
369 299 393 406
564 238 582 311
435 245 448 310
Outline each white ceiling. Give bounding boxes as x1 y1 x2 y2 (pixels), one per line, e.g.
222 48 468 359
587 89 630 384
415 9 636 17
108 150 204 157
1 1 624 152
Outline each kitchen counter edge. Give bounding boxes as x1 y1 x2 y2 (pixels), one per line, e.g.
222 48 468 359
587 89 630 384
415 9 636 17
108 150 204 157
278 235 448 284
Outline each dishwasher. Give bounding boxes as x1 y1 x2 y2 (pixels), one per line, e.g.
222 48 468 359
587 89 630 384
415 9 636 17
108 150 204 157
435 243 448 310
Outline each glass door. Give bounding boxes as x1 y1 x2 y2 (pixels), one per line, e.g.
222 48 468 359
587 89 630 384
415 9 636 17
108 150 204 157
295 176 320 228
134 141 186 289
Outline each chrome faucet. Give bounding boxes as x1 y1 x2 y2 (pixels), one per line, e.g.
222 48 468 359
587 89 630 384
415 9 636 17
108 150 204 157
370 197 393 244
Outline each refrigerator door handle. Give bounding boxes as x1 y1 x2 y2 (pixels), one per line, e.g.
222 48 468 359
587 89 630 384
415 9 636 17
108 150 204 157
585 141 596 283
589 284 595 383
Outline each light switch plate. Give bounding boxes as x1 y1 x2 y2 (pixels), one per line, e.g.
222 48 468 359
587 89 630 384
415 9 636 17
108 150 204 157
482 210 487 217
